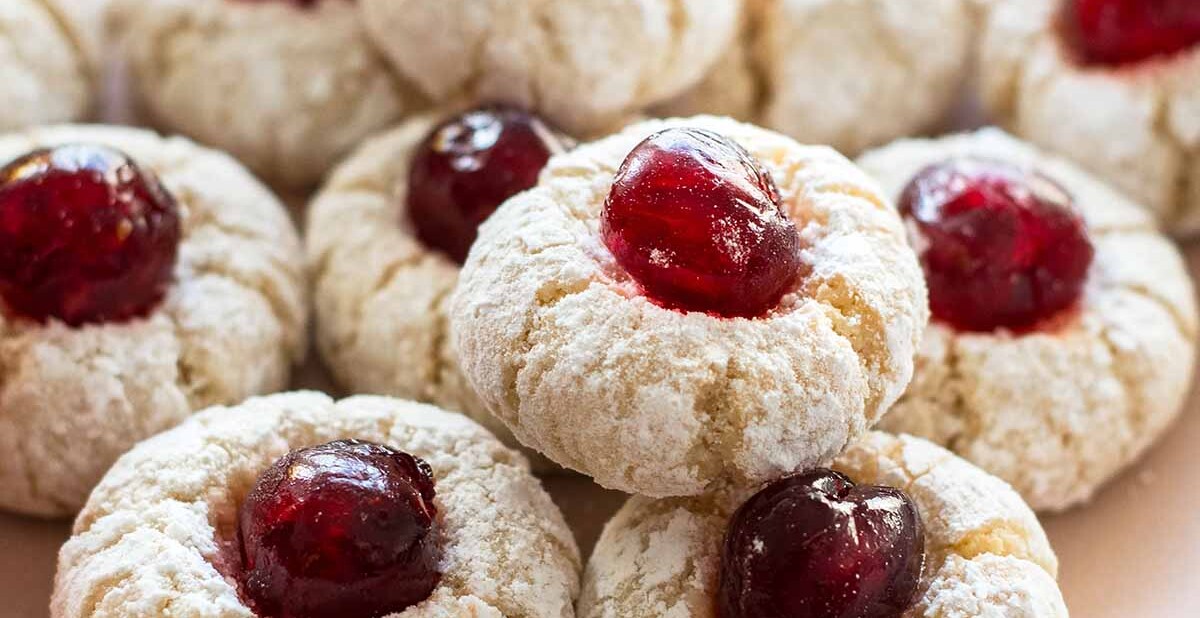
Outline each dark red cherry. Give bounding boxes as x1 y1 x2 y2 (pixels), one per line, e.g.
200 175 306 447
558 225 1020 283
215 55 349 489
718 469 925 618
601 128 802 318
407 104 571 264
900 158 1094 333
0 144 181 326
238 440 441 618
1063 0 1200 66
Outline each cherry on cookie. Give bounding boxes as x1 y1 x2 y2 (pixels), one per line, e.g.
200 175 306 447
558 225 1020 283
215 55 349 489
1062 0 1200 66
0 144 181 326
602 127 802 318
407 104 571 264
718 469 925 618
900 157 1094 333
238 439 441 618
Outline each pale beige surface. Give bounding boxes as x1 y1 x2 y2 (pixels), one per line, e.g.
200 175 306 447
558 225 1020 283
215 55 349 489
3 258 1199 615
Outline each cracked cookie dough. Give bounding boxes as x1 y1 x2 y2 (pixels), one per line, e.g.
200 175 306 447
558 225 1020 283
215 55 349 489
978 0 1200 233
657 0 974 156
108 0 424 189
307 109 567 471
0 124 307 518
52 392 581 618
359 0 739 135
859 129 1198 512
580 432 1067 618
0 0 95 131
451 116 928 498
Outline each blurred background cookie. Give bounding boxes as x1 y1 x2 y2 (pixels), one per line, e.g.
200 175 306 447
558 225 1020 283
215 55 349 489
108 0 426 190
0 0 97 131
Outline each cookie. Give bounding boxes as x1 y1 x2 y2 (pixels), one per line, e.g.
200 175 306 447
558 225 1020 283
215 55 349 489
658 0 974 156
359 0 739 135
579 432 1067 618
51 392 581 618
978 0 1200 233
308 105 573 470
858 129 1198 511
451 116 928 498
0 125 307 518
0 0 95 131
107 0 425 189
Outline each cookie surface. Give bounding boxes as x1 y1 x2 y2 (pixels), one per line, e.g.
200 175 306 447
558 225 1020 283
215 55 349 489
579 432 1067 618
108 0 423 189
451 116 928 498
658 0 974 156
859 129 1198 511
0 0 93 131
978 0 1200 233
308 113 560 469
0 124 307 517
52 392 581 618
360 0 738 135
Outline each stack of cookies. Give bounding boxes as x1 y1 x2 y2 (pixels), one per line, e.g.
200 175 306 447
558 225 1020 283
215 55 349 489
0 0 1192 617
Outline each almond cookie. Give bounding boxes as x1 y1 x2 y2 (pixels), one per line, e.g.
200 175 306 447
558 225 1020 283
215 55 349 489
451 116 929 498
359 0 739 135
0 124 307 518
978 0 1200 233
580 432 1067 618
52 392 581 618
108 0 424 189
308 105 573 470
858 129 1198 512
0 0 96 131
658 0 974 156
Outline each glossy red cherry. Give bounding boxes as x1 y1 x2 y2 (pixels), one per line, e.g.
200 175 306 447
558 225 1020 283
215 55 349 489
407 104 571 264
238 440 441 618
900 158 1094 333
1063 0 1200 66
601 128 802 318
718 469 925 618
0 144 181 326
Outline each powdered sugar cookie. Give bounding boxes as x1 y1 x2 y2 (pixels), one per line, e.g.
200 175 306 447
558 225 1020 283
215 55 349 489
658 0 974 156
451 116 928 498
108 0 424 189
308 105 573 469
0 0 95 131
858 129 1197 511
0 125 307 518
52 392 580 618
579 432 1067 618
360 0 739 135
978 0 1200 233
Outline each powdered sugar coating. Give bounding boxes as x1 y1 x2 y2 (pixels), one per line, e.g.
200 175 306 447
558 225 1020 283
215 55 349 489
0 125 307 518
360 0 739 135
452 116 928 497
308 113 564 470
52 392 581 618
108 0 424 189
978 0 1200 233
0 0 93 131
578 432 1066 618
658 0 974 156
859 129 1198 512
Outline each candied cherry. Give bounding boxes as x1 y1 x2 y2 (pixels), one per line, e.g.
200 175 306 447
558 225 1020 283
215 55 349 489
238 440 441 618
0 144 181 326
601 128 801 318
1062 0 1200 66
407 104 571 264
900 158 1094 333
718 469 925 618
